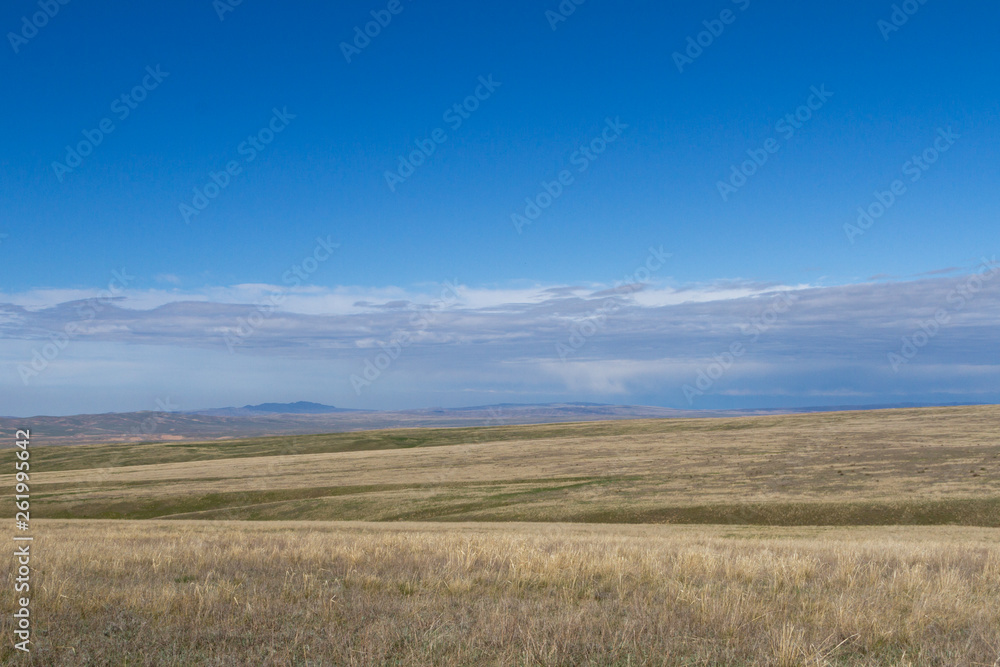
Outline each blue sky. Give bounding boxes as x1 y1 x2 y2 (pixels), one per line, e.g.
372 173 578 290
2 0 998 416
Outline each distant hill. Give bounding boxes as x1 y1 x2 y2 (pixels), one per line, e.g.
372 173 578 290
196 401 363 416
0 401 983 448
0 402 716 446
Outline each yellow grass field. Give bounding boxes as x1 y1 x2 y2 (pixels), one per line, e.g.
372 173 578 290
18 406 1000 525
3 521 1000 665
3 406 1000 664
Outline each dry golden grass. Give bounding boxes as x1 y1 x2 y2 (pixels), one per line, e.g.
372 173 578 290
20 406 1000 524
3 520 1000 666
6 406 1000 664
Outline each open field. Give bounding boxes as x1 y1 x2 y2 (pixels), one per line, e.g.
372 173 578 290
5 406 1000 664
3 520 999 666
13 405 1000 525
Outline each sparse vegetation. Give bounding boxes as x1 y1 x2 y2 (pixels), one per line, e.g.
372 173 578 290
3 520 999 665
4 406 1000 664
18 406 1000 525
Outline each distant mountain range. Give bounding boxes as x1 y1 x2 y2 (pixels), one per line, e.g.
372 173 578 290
0 401 980 447
196 401 363 416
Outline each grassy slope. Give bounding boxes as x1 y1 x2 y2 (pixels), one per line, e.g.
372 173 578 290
12 405 1000 525
3 418 741 471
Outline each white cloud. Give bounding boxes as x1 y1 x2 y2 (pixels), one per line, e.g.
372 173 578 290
2 270 998 414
